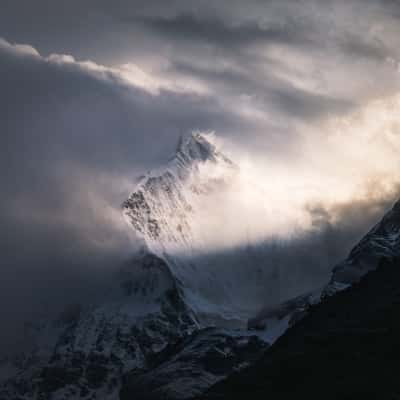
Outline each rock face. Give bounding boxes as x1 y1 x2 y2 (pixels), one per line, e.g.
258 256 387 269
123 133 281 326
247 290 322 343
248 198 400 343
0 252 267 400
328 199 400 288
201 256 400 400
123 132 237 254
120 328 268 400
0 253 198 400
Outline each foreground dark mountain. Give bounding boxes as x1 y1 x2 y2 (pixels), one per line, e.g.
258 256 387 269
249 199 400 337
329 198 400 287
201 256 400 399
120 328 267 400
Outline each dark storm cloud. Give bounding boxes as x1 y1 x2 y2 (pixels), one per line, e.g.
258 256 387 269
338 34 389 61
269 86 354 119
132 13 313 48
364 0 400 18
1 0 400 356
0 38 241 354
172 60 354 120
1 0 399 122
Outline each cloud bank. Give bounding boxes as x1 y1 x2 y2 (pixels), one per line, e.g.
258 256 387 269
1 0 400 353
0 38 233 353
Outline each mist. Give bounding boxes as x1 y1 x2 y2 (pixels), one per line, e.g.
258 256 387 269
179 95 400 253
1 22 400 354
154 127 400 317
0 37 251 354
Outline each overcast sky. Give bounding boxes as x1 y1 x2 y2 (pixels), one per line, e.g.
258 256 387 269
1 0 400 354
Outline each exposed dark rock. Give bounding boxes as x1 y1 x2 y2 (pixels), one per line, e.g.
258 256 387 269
201 257 400 400
0 253 199 399
120 328 268 400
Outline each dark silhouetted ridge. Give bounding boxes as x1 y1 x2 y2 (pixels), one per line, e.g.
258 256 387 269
201 257 400 400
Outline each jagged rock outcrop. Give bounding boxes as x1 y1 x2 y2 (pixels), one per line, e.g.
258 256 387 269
123 132 237 254
248 198 400 344
123 133 280 326
0 253 198 399
327 199 400 289
120 328 268 400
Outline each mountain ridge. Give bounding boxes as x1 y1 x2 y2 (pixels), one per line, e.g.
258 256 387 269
247 196 400 345
201 256 400 399
3 132 400 399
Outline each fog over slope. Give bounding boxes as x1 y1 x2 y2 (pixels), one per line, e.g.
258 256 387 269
1 12 400 356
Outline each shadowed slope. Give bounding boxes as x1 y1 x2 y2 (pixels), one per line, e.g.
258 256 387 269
201 257 400 399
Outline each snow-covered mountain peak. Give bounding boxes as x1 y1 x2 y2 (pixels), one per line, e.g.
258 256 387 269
123 132 238 255
123 133 272 325
175 132 218 163
172 132 233 169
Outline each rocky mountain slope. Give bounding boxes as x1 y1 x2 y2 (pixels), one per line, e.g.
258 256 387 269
248 198 400 340
328 198 400 288
0 251 266 400
3 131 400 400
123 132 238 255
123 132 283 326
120 328 268 400
0 253 198 399
0 134 268 400
201 256 400 399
